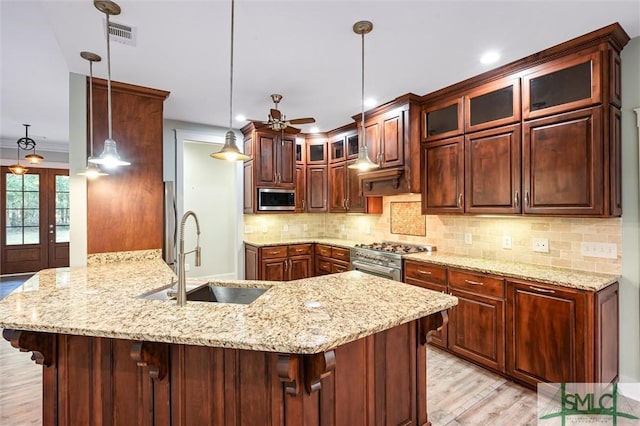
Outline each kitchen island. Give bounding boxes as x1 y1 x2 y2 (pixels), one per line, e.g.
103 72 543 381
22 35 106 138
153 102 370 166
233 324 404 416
0 252 457 425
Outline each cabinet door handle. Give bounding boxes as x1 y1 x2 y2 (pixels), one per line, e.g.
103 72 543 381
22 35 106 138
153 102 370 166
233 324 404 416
417 270 432 275
269 250 280 255
343 198 347 210
464 279 483 286
529 286 555 294
525 191 530 207
346 198 350 210
457 193 463 208
301 199 305 210
514 191 520 209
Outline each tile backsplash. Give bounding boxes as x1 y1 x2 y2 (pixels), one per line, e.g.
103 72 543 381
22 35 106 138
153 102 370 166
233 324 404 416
243 193 621 275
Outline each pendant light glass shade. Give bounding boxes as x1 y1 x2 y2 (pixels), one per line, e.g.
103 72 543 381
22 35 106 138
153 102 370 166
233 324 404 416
348 21 379 172
211 0 249 162
211 130 250 161
89 0 130 169
25 152 44 164
8 164 28 175
78 51 109 178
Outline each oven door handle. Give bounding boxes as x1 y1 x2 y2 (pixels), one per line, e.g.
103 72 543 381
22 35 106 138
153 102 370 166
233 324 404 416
351 260 397 276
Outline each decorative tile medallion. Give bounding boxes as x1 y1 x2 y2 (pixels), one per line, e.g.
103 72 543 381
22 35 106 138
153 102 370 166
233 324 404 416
390 202 426 236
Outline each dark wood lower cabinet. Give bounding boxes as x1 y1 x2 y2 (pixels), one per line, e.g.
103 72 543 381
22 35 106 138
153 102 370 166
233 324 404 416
4 315 443 425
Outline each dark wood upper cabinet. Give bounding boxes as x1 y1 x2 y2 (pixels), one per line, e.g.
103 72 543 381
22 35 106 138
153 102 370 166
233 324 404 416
421 136 464 214
421 97 463 142
246 127 296 189
306 165 327 212
522 50 601 120
295 165 306 212
329 137 346 164
523 107 603 215
328 163 347 212
464 77 520 133
305 137 328 165
295 137 305 165
465 124 521 214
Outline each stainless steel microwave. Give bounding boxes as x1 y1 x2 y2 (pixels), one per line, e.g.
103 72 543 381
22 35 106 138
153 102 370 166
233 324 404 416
257 188 295 211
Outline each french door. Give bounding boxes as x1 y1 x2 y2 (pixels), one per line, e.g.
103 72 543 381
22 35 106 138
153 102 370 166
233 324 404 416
1 167 69 274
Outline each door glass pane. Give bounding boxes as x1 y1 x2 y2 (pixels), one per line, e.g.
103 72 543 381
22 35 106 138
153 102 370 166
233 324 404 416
530 61 592 111
331 140 344 161
347 135 359 157
470 86 514 126
4 173 39 245
55 175 70 243
309 144 325 162
426 104 458 136
295 144 302 162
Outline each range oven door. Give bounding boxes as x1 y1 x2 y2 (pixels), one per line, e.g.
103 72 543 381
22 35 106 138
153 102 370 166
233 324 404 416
351 260 401 281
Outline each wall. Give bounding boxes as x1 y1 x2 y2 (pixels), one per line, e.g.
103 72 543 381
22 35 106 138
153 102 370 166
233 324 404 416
244 198 622 273
619 36 640 385
68 72 87 266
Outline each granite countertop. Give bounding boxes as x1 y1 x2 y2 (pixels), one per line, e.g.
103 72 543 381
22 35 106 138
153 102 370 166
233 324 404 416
0 258 457 354
243 237 366 250
403 252 619 291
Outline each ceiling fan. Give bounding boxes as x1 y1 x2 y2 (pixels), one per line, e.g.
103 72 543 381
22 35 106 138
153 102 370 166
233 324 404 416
249 94 315 134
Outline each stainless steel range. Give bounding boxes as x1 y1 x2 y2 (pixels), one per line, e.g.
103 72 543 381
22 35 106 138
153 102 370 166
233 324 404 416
350 242 436 281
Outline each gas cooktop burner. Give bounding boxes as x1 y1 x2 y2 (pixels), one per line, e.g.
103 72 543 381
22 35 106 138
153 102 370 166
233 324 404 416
354 242 435 254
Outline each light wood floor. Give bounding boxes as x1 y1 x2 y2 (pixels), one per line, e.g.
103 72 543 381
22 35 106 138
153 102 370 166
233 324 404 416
0 336 538 425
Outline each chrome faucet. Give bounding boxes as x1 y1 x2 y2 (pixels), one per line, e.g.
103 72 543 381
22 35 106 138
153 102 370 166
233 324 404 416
176 210 201 306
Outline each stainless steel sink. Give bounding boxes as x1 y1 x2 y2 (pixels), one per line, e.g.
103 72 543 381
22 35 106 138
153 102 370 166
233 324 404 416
138 283 268 304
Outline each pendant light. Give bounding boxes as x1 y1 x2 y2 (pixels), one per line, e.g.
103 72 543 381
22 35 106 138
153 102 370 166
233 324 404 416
78 51 108 179
211 0 250 162
348 21 379 171
89 0 130 169
9 124 41 175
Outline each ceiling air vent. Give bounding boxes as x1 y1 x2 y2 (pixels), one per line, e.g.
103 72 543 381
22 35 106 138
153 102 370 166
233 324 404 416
104 19 137 46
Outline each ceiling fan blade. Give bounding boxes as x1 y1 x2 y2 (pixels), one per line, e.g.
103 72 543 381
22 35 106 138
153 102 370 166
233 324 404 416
283 126 301 134
270 108 282 121
288 117 316 125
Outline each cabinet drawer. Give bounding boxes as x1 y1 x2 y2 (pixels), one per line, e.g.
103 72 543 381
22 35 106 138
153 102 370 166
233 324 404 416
316 257 332 274
331 247 350 261
261 245 288 259
404 261 447 286
332 259 350 273
449 270 504 298
316 244 332 257
288 244 312 256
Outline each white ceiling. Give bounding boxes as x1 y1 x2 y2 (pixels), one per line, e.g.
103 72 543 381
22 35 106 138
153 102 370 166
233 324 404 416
1 0 639 154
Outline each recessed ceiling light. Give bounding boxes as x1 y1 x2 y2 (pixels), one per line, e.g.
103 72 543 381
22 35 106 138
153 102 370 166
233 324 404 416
309 126 320 133
364 97 377 108
235 114 246 122
480 51 500 65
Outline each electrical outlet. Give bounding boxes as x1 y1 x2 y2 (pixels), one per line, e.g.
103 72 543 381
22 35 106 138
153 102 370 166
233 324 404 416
532 238 549 253
261 225 268 233
502 235 512 249
581 242 617 259
244 225 253 234
364 225 372 234
464 233 472 245
283 224 289 232
184 263 190 272
303 224 308 231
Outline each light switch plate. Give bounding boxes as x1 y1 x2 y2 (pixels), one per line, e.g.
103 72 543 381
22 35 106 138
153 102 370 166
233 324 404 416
581 242 617 259
464 233 472 245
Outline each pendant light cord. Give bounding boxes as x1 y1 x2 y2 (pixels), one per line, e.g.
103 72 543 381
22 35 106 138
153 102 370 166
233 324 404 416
106 11 113 140
360 30 365 149
229 0 235 131
89 60 95 157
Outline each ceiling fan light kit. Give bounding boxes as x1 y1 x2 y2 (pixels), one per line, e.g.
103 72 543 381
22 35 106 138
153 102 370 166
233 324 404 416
78 50 108 179
248 94 316 134
88 0 131 169
9 124 44 175
211 0 250 162
348 20 379 171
